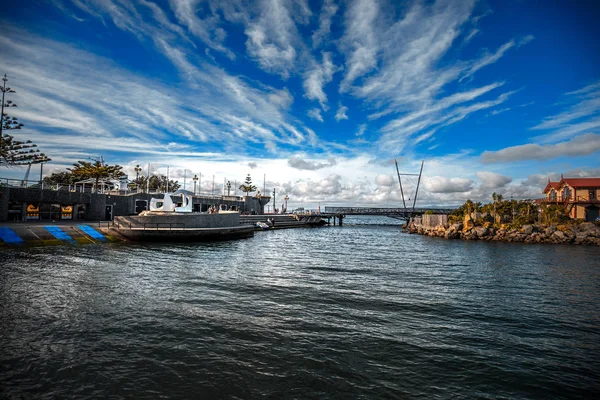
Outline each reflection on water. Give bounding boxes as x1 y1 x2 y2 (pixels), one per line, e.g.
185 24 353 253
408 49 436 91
1 217 599 398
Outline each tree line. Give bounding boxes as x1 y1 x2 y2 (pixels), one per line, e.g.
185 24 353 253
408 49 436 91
448 191 571 227
43 160 180 193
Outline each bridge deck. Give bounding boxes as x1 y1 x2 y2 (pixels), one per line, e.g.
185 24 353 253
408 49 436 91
321 207 454 216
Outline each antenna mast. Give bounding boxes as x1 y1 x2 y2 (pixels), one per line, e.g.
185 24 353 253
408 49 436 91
394 159 407 209
412 160 424 210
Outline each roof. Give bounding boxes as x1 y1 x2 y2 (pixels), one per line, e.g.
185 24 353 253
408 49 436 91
561 178 600 188
542 181 560 193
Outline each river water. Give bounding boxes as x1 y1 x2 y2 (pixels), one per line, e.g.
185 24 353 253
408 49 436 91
1 216 599 399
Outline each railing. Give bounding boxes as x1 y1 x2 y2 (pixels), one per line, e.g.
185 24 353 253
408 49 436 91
560 195 599 203
323 206 454 215
1 178 249 199
112 222 186 230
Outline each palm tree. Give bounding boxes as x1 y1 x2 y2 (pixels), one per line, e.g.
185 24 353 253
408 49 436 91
68 160 123 193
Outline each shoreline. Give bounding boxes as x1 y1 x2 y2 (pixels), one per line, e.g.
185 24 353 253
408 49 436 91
405 216 600 246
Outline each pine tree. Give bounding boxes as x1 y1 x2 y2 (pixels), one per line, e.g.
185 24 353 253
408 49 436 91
238 174 257 196
0 74 50 166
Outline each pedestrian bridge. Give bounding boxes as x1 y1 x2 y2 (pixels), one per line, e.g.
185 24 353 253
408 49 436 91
320 206 455 225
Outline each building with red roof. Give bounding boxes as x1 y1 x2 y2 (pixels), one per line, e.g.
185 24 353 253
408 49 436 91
542 176 600 221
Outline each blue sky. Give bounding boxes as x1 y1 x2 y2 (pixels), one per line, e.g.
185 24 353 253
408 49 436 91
1 0 599 208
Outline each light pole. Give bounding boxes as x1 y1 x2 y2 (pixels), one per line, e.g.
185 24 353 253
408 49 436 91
226 180 231 196
272 188 276 214
284 194 289 213
134 164 142 192
193 174 198 195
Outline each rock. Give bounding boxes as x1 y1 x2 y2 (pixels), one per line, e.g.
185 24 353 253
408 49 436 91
463 215 475 231
474 226 488 238
574 233 588 245
463 230 478 240
521 225 534 235
545 226 557 236
450 223 463 231
552 230 566 242
579 222 600 238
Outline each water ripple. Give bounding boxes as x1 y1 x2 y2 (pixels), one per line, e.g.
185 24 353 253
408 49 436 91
1 217 600 398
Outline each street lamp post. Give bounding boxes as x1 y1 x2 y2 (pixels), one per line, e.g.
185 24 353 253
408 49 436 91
193 174 198 195
284 195 289 213
226 180 231 196
272 188 276 214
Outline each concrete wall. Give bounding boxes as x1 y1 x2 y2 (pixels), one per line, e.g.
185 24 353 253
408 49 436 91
114 212 240 229
411 214 448 228
0 187 9 222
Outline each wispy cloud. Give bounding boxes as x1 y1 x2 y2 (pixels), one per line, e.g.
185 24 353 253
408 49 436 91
307 108 324 122
168 0 234 59
531 81 600 143
0 25 318 163
243 0 304 78
339 0 380 92
336 0 531 154
460 35 533 82
335 104 349 121
356 123 367 136
312 0 338 47
303 52 337 109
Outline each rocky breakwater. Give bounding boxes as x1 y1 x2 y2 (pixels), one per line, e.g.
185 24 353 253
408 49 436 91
406 213 600 245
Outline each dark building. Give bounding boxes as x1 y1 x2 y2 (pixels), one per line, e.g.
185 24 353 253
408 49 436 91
0 186 271 222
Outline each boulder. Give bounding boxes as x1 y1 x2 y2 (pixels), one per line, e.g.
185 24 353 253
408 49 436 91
578 222 600 238
450 223 463 231
463 229 478 240
463 214 475 231
474 226 488 238
521 225 534 235
552 230 566 242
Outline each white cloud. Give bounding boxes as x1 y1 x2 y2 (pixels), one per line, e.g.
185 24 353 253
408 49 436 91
307 108 324 122
476 171 513 188
424 176 473 193
336 0 530 155
375 174 393 187
303 52 337 108
481 133 600 163
243 0 301 78
288 155 337 170
167 0 235 58
335 104 349 121
339 0 380 91
312 0 338 47
356 123 367 136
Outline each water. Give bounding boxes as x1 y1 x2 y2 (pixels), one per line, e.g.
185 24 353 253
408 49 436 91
1 216 600 399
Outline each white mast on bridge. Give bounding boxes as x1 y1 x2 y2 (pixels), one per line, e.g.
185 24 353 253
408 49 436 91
394 159 424 211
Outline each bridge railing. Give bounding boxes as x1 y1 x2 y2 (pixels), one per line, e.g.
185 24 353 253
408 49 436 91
323 206 454 214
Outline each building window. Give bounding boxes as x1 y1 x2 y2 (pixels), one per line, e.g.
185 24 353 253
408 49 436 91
590 190 596 200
